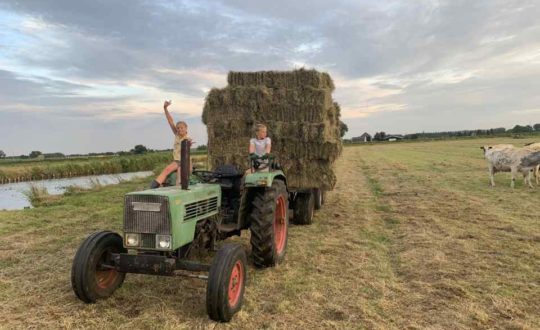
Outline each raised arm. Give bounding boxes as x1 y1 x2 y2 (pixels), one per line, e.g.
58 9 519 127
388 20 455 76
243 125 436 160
163 101 177 135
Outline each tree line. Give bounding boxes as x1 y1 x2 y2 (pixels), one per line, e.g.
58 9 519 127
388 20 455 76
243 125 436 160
343 123 540 143
0 144 208 160
402 124 540 140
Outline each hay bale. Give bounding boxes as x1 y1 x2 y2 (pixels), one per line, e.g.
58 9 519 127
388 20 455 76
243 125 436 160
282 160 338 191
202 86 334 124
227 69 335 90
207 120 341 144
203 69 342 190
206 131 342 163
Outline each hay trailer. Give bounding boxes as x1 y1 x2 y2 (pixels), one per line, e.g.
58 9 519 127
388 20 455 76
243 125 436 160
71 141 289 322
288 186 325 225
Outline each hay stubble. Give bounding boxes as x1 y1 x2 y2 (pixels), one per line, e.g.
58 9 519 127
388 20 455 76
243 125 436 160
0 138 539 329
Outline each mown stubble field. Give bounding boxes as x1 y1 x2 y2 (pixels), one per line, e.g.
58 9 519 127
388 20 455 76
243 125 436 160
0 138 539 329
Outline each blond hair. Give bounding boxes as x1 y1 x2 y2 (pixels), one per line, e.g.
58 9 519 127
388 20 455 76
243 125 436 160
176 121 188 128
255 124 267 132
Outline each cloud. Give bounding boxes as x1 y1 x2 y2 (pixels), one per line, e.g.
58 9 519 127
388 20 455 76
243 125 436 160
0 0 539 153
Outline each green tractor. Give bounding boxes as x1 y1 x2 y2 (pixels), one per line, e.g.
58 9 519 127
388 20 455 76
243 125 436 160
71 141 289 322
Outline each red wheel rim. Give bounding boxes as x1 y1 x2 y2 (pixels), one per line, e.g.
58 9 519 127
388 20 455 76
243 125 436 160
273 195 287 254
228 261 244 307
95 250 118 289
96 269 119 289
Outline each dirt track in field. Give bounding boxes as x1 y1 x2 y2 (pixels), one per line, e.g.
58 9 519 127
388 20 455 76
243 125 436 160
1 139 539 329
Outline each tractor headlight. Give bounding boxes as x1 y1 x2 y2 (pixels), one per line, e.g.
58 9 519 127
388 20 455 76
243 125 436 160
125 233 140 247
156 235 171 250
256 179 268 186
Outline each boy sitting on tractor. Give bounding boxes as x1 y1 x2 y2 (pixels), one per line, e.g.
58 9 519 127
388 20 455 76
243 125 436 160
247 124 271 174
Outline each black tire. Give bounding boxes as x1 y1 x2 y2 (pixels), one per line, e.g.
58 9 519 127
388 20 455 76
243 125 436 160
206 244 248 322
249 180 289 268
293 191 315 225
71 231 126 303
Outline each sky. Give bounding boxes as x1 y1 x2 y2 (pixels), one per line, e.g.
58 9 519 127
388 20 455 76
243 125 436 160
1 0 539 155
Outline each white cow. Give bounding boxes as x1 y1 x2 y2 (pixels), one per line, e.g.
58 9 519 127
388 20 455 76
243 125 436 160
481 144 540 188
525 142 540 184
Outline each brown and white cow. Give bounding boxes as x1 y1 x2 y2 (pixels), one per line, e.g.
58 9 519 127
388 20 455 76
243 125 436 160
480 144 540 188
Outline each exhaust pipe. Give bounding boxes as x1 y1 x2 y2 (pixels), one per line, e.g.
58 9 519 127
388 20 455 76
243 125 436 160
180 139 190 190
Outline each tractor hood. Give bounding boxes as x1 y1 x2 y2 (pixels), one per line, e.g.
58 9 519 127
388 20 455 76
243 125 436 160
126 182 221 200
123 183 221 251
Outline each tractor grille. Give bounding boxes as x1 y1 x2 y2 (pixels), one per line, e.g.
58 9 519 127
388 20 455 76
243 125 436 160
140 233 156 249
124 195 171 234
184 197 219 221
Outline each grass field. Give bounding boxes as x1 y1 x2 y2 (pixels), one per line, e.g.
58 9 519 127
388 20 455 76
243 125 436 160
1 138 539 329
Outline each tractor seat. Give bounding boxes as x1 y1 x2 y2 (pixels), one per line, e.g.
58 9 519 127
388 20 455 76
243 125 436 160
214 165 242 189
214 165 242 178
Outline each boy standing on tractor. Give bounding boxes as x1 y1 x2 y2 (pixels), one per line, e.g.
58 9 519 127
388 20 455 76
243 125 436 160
151 100 192 188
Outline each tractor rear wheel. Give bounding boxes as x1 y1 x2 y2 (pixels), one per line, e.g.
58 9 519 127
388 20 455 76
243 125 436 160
206 244 247 322
249 180 289 268
71 231 126 303
293 191 315 225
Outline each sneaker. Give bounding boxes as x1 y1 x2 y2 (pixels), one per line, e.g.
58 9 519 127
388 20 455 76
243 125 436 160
149 180 161 189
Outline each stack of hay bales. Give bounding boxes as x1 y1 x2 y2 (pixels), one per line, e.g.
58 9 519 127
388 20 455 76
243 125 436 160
202 69 342 191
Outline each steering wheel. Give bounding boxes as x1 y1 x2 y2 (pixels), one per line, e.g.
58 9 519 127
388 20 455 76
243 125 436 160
192 170 218 182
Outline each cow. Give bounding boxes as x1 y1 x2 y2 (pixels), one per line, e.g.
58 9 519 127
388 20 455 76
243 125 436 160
524 143 540 185
480 144 540 188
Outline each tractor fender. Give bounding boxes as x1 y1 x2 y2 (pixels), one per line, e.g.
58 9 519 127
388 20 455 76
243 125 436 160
243 170 287 190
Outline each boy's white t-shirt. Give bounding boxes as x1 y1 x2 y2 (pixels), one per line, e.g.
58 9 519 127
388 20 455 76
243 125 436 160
250 137 271 156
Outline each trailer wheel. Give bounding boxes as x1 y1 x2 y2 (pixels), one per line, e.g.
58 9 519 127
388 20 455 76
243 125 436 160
314 189 324 210
71 231 126 303
249 180 289 268
293 191 315 225
206 244 247 322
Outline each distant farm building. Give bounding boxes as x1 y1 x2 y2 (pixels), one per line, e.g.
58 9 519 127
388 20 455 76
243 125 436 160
384 135 404 142
352 133 372 143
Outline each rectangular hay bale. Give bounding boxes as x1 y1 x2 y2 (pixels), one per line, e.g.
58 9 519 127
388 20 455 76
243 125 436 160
202 86 334 124
206 120 341 144
227 69 335 90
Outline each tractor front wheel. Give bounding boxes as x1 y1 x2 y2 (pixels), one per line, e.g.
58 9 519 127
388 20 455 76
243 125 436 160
249 180 289 268
71 231 126 303
206 244 248 322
